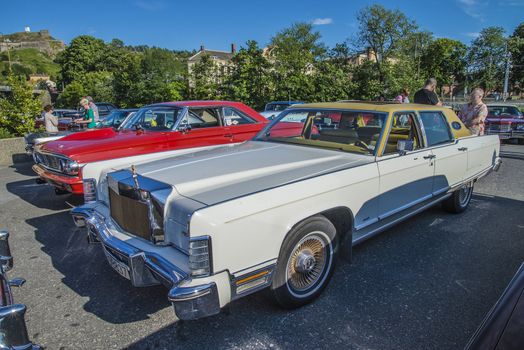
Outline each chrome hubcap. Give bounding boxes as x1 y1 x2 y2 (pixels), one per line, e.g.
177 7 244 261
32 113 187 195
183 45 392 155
459 183 472 206
286 233 330 293
295 251 316 273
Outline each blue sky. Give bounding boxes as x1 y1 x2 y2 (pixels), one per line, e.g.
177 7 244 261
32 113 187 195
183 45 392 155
1 0 523 52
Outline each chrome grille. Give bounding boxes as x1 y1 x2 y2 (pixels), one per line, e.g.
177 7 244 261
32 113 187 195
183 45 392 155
35 151 62 172
487 124 511 132
107 172 168 244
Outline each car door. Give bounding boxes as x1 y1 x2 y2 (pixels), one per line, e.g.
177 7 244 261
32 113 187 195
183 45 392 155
418 110 467 195
221 106 263 142
165 107 231 150
377 112 435 220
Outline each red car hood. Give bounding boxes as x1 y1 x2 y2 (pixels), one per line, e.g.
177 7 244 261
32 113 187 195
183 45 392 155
40 128 168 163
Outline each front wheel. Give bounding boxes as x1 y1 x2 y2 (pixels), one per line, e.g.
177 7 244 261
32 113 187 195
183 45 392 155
442 181 474 213
271 215 338 309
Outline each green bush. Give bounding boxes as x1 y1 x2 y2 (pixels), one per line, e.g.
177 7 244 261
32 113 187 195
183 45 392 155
0 127 13 139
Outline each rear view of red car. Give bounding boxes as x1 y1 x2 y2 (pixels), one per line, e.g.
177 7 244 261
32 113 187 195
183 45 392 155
32 101 268 195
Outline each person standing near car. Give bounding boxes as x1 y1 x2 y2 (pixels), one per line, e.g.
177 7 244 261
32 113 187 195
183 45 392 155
414 78 442 106
394 88 410 103
43 104 58 133
459 88 488 135
86 96 99 122
75 98 96 129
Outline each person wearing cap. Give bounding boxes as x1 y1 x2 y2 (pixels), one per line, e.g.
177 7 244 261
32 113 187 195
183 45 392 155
75 98 96 129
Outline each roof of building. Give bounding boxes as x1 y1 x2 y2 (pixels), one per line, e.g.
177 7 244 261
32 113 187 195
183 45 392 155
188 50 234 61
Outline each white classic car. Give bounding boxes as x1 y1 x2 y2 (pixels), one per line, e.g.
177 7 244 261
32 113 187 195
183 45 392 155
72 102 501 321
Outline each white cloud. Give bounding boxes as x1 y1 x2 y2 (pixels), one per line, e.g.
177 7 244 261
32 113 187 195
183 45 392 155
456 0 487 21
312 18 333 25
464 32 480 38
135 0 166 11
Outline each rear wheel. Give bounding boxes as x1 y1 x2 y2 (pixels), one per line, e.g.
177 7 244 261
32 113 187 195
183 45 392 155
271 215 338 309
442 181 474 213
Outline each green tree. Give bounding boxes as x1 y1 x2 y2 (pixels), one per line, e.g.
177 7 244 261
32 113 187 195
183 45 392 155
55 80 85 108
0 74 41 135
509 22 524 95
189 55 220 100
269 22 325 101
420 38 467 95
354 4 417 84
468 27 507 92
55 35 106 84
311 44 355 102
112 51 143 107
225 40 273 110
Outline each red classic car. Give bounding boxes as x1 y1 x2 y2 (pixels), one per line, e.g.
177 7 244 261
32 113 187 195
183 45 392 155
485 104 524 143
32 101 268 195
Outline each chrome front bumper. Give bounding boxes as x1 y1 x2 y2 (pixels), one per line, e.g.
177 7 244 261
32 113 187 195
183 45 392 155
71 206 221 320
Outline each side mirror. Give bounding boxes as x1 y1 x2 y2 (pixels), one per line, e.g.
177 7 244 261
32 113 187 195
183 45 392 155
397 140 414 155
178 123 192 134
0 231 13 272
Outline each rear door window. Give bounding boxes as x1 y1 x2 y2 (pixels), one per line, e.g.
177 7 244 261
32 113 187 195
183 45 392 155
222 107 255 126
419 111 453 147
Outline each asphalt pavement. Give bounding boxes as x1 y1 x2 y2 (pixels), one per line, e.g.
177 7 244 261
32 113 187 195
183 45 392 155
0 144 523 350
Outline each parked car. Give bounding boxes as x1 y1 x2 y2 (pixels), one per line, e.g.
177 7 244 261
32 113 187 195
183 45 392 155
33 101 268 195
34 108 77 130
465 263 524 349
71 102 501 321
25 109 138 154
260 101 304 120
0 230 40 349
485 104 524 143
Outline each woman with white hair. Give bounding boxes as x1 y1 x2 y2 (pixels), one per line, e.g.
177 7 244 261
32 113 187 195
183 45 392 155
74 98 96 129
459 88 488 135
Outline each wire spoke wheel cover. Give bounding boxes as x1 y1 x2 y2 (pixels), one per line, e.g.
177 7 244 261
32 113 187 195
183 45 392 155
285 231 333 298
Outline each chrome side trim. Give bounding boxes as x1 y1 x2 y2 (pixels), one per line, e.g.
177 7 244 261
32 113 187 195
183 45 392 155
353 192 452 246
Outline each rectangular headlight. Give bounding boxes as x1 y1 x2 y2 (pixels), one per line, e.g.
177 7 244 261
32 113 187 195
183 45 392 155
188 237 212 277
83 178 97 203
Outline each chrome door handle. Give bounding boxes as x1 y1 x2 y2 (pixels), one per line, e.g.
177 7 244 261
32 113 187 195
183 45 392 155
423 154 436 160
458 147 468 151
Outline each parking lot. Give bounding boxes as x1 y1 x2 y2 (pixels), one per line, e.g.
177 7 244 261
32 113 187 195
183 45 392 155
1 144 523 350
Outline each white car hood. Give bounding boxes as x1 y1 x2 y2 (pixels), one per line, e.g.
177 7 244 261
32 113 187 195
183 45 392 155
133 141 373 205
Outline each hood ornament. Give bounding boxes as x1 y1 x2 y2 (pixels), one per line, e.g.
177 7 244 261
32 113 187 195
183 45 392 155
131 165 140 190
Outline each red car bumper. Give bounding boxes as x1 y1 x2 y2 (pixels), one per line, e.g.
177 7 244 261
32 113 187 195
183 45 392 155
32 164 84 194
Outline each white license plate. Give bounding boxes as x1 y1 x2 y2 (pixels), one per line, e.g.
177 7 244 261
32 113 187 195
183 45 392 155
103 246 131 280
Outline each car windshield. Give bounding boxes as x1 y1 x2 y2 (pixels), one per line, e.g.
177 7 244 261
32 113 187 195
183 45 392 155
97 111 128 127
255 108 387 155
120 106 182 131
265 103 290 112
488 106 523 117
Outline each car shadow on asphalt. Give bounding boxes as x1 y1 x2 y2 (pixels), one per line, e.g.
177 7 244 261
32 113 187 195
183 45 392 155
10 161 37 177
124 194 524 350
6 178 83 211
26 211 172 324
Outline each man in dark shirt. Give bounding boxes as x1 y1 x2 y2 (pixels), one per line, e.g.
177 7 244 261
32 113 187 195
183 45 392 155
414 78 442 105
